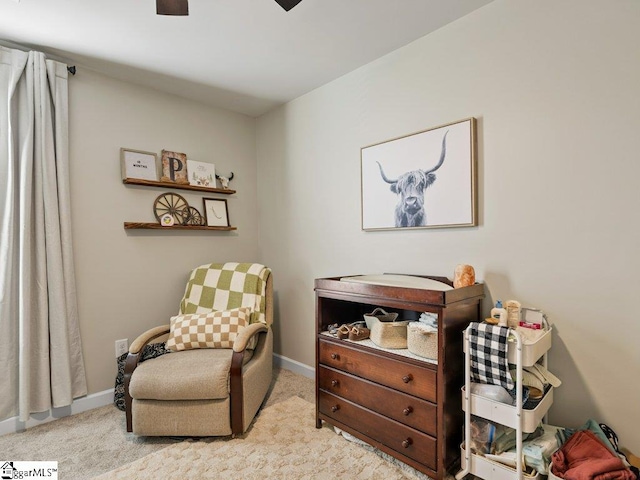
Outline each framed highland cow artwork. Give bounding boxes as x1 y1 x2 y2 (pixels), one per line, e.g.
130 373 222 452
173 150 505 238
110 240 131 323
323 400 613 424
361 117 477 231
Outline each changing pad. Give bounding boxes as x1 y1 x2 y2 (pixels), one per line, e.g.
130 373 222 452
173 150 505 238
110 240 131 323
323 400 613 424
340 274 453 291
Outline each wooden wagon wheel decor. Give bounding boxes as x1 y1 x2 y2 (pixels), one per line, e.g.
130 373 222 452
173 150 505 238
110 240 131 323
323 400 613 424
153 192 189 225
183 206 205 226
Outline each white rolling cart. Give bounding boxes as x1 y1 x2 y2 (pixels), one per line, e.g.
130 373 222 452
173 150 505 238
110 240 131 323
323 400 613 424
456 324 553 480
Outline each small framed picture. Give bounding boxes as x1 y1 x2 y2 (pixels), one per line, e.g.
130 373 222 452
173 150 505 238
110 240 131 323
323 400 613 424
203 198 230 227
187 160 216 187
120 148 158 181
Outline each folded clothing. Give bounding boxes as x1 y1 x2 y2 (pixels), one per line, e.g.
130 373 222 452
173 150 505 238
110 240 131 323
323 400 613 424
551 430 635 480
419 312 438 328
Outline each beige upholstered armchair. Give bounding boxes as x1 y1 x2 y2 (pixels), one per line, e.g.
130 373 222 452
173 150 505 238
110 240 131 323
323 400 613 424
124 263 273 436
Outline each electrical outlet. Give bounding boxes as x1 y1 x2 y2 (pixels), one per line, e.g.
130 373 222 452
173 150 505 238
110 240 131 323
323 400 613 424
115 339 129 358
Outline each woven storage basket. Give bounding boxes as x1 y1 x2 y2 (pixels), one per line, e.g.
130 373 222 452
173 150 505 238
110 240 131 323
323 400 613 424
370 318 409 349
407 323 438 360
363 307 398 329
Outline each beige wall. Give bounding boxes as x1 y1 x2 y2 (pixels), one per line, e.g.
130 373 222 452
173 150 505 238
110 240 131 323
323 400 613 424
69 70 258 394
257 0 640 448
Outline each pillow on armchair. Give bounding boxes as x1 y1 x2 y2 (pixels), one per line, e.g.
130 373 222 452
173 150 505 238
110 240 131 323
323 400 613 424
166 307 251 351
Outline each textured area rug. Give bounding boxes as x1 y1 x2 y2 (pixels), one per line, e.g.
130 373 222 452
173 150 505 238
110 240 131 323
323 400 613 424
93 396 429 479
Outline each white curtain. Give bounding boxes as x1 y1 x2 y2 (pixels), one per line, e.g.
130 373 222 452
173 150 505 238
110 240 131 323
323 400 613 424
0 46 87 422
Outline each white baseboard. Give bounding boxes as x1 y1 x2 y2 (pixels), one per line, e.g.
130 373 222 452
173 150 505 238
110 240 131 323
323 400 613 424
1 353 314 437
0 388 114 437
273 353 315 379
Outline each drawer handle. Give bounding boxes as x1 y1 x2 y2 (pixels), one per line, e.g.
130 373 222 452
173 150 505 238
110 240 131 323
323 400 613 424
403 406 413 416
331 353 339 360
402 374 413 384
331 404 340 413
331 379 339 387
402 438 413 449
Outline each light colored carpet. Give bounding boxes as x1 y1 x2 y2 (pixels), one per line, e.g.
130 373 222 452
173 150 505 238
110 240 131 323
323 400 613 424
93 395 428 480
0 368 458 479
0 368 315 479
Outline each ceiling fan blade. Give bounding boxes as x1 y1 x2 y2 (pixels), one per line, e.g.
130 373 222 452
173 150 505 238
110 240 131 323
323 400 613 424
157 0 189 16
274 0 302 12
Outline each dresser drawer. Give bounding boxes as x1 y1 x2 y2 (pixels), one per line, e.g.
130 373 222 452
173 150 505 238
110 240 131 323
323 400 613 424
319 365 437 435
318 339 437 403
319 391 437 470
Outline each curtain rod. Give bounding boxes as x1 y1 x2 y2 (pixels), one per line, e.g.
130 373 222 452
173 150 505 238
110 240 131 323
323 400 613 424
1 39 76 75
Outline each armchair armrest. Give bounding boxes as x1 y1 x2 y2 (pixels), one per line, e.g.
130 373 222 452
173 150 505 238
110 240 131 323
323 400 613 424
232 323 268 353
129 325 170 354
124 324 169 432
230 323 270 435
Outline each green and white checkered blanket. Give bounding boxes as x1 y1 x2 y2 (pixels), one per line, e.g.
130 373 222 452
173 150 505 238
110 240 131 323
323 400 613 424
179 262 271 325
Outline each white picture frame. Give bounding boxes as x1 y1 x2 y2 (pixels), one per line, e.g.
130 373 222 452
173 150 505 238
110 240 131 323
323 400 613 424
120 148 158 181
187 160 216 188
361 118 477 231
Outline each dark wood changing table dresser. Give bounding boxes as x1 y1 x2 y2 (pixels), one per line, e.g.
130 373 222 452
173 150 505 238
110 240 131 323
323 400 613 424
315 275 484 479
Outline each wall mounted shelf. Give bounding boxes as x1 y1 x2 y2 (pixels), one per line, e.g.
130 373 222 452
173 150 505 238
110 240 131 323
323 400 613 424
124 222 236 231
122 178 235 195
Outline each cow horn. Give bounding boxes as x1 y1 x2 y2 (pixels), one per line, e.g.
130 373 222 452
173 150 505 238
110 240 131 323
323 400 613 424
228 172 234 181
424 131 448 174
376 161 397 184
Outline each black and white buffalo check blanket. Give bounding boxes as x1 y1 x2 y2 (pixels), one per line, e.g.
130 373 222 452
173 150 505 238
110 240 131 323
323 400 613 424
469 322 514 390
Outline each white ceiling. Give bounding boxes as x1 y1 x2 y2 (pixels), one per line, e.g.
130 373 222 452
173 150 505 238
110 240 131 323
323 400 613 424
0 0 493 117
